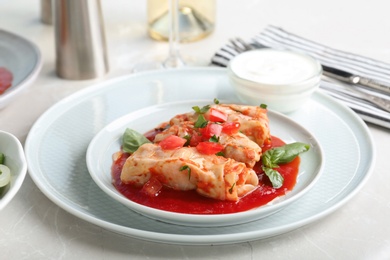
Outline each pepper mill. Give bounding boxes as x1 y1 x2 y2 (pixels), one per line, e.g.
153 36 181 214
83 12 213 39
54 0 109 80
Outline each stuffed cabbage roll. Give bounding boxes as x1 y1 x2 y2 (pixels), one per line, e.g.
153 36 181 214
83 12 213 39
169 104 271 147
153 122 261 167
215 104 271 147
120 143 259 201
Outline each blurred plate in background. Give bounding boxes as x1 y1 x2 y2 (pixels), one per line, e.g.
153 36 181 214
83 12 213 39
0 29 42 109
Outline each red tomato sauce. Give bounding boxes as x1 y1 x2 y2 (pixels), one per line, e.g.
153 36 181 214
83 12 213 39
111 136 300 215
0 67 13 95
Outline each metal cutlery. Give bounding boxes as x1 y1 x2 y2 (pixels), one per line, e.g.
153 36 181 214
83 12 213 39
322 65 390 95
323 79 390 113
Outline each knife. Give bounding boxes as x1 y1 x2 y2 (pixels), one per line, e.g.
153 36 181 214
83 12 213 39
320 79 390 113
322 65 390 95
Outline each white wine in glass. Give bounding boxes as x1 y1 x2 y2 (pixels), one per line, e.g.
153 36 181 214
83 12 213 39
134 0 214 72
147 0 216 43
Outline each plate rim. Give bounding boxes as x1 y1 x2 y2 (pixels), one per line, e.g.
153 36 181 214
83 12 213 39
24 67 376 245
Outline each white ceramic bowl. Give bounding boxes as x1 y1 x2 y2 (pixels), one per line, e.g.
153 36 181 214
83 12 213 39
229 49 322 113
86 100 324 227
0 131 27 210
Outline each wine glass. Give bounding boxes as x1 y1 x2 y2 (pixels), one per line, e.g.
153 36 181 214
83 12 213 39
133 0 184 72
163 0 185 68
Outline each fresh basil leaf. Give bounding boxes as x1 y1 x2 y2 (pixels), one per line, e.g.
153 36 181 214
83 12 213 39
194 114 208 128
274 142 310 164
192 106 201 114
260 103 267 109
228 182 236 194
215 151 225 157
201 105 211 113
122 128 151 153
209 135 219 143
213 98 220 104
262 148 284 168
0 153 4 165
183 134 191 146
192 105 210 114
262 142 310 168
261 142 309 188
180 165 191 180
263 167 284 189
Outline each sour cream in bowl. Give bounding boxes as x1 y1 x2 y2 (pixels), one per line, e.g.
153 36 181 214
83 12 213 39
228 49 322 113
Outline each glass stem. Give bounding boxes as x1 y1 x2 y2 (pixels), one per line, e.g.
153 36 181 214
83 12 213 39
163 0 184 68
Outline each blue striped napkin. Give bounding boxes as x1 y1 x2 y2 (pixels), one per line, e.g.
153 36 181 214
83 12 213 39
211 25 390 129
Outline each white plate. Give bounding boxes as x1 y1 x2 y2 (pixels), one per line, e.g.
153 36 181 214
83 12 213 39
0 131 28 210
25 68 375 245
0 29 42 109
86 100 324 227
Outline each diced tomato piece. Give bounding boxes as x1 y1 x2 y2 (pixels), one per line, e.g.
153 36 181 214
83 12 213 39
190 131 202 147
140 177 162 197
196 142 224 155
208 108 228 123
199 123 222 140
159 135 187 150
221 122 240 135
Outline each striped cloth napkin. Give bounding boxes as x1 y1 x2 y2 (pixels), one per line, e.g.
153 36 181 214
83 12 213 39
211 25 390 129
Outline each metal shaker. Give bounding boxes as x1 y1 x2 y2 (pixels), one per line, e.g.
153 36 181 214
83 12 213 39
40 0 52 25
54 0 109 80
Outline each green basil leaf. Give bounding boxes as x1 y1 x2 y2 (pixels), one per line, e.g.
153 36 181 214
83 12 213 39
261 142 309 188
209 135 219 143
213 98 220 104
192 106 201 114
183 134 191 146
263 167 284 189
180 165 191 180
194 114 208 128
260 103 267 109
192 105 210 114
262 142 310 168
215 151 225 157
274 142 310 164
262 148 284 168
122 128 151 153
0 153 4 165
228 182 236 194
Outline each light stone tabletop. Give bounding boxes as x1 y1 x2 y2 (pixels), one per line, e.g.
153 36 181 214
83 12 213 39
1 0 389 259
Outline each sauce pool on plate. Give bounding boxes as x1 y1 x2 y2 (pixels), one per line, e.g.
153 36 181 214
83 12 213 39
111 136 300 215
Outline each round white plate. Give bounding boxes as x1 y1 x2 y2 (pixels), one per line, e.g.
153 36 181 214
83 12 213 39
86 100 324 227
0 130 28 210
0 29 42 109
25 68 375 245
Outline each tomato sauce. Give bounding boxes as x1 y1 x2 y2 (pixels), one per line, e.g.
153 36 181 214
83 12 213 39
111 136 300 215
0 67 13 95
